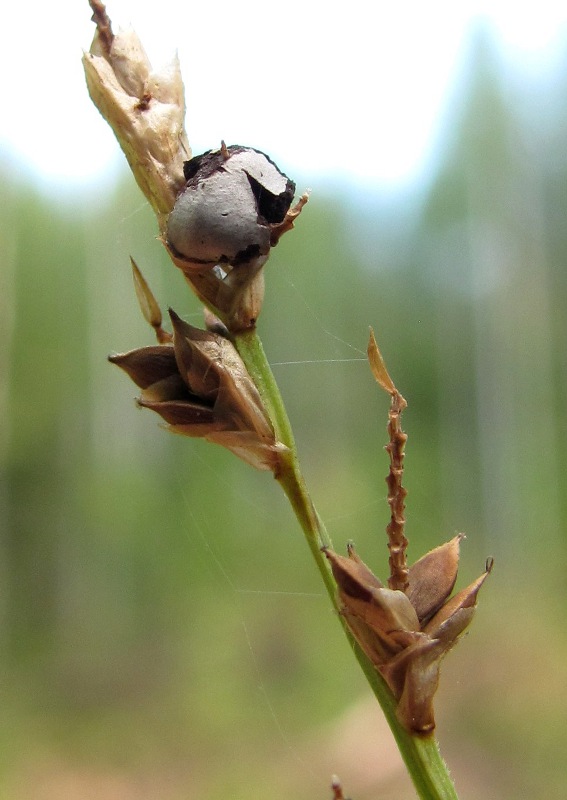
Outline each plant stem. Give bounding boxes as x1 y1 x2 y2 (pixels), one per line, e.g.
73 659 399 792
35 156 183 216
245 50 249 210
234 328 334 593
235 328 460 800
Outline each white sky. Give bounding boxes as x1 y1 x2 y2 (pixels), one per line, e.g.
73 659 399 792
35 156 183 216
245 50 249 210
1 1 566 191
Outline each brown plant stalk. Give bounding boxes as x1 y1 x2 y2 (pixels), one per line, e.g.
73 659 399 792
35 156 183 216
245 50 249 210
385 387 409 591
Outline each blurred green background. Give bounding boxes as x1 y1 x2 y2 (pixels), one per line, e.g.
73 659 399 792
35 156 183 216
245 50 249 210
2 20 567 800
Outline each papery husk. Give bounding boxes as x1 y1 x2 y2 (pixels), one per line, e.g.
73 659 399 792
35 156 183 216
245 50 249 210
83 3 190 225
165 245 267 332
109 346 178 389
407 535 462 624
324 542 492 734
380 636 444 734
109 308 286 472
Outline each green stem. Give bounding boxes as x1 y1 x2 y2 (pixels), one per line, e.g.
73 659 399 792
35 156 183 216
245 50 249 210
235 328 459 800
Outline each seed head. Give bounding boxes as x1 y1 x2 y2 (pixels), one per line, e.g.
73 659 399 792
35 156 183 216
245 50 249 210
324 539 492 734
109 308 287 472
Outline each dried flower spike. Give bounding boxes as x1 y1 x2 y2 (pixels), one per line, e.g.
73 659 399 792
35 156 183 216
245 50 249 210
324 539 491 734
109 286 287 472
83 0 190 226
322 331 491 734
368 328 409 591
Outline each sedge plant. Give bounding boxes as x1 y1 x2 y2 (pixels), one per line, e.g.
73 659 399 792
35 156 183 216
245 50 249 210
83 3 492 797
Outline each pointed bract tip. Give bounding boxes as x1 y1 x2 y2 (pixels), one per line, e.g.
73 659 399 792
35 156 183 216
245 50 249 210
204 307 230 337
130 257 171 344
407 536 462 624
326 534 491 734
367 327 396 395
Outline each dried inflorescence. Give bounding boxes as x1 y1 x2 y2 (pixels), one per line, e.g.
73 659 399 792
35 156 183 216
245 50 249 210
324 539 492 734
83 3 308 333
83 0 190 225
109 263 286 472
322 332 492 735
110 312 286 471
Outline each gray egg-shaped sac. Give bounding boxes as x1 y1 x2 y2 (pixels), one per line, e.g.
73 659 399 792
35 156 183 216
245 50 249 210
166 145 296 269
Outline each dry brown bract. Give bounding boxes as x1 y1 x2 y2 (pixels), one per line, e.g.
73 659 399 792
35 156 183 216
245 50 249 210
324 539 491 735
110 310 286 472
322 332 492 735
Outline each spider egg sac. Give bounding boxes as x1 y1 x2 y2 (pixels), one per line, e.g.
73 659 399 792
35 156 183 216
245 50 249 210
166 144 296 269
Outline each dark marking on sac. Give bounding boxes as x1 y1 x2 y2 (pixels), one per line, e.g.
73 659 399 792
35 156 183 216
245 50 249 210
245 172 295 224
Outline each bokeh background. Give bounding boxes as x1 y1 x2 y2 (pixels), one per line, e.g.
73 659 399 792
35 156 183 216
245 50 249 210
1 2 567 798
